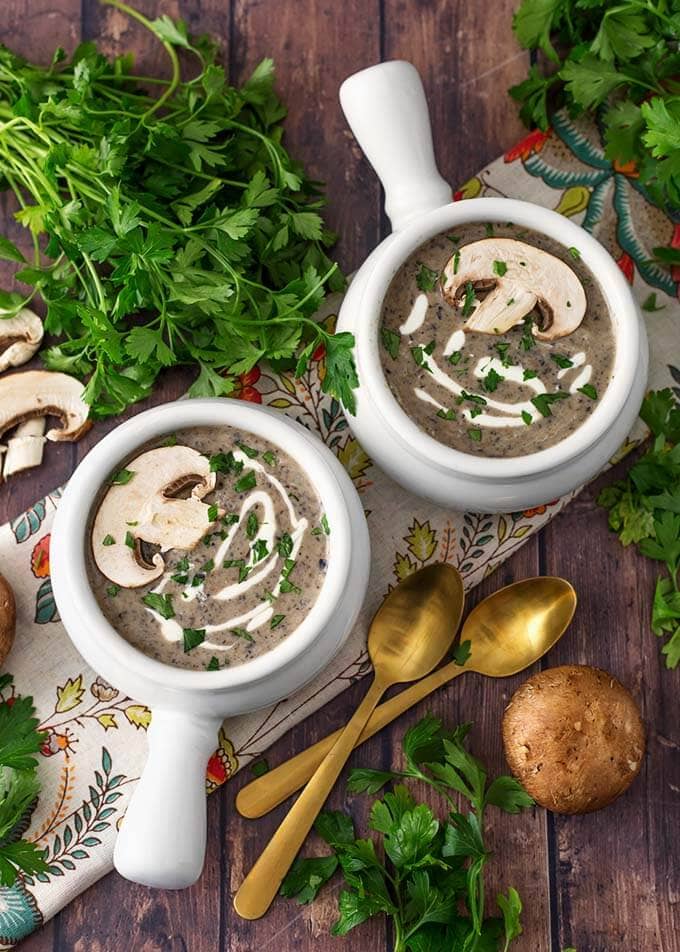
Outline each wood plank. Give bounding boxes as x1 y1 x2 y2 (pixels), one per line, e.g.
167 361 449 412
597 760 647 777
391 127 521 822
539 468 680 952
382 0 527 190
223 4 383 946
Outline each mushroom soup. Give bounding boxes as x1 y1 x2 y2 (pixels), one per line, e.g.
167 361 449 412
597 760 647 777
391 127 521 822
379 223 615 457
88 427 329 671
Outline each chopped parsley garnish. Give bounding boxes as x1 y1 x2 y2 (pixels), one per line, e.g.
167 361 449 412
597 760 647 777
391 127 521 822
222 513 239 527
482 368 504 392
235 471 257 493
578 383 598 400
641 293 666 313
495 342 511 366
162 434 177 447
176 555 189 572
270 614 285 629
484 223 494 237
207 504 219 522
493 259 508 276
191 573 205 587
171 573 189 584
457 390 487 407
250 759 270 777
506 298 515 307
436 408 456 420
182 628 206 652
415 263 439 292
461 281 477 318
206 657 220 671
282 559 296 578
124 531 135 549
202 558 215 573
231 627 254 642
321 514 330 535
102 534 115 547
550 353 574 369
530 391 569 417
452 251 461 274
237 442 259 458
262 450 277 466
209 452 243 475
568 246 581 259
447 234 460 244
410 346 432 372
112 468 134 485
246 511 259 540
469 406 483 419
142 593 175 619
106 584 120 598
520 315 535 350
279 578 301 594
252 539 269 562
522 368 538 380
467 428 482 442
238 564 251 583
521 410 533 425
381 328 400 360
448 351 462 366
423 340 436 356
277 532 294 557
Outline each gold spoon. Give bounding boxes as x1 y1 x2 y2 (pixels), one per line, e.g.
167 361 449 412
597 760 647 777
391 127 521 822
233 562 465 920
236 576 576 820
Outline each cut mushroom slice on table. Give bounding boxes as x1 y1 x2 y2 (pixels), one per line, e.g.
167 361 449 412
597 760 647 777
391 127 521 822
3 418 47 479
441 238 586 340
0 370 91 442
0 307 44 372
92 445 222 588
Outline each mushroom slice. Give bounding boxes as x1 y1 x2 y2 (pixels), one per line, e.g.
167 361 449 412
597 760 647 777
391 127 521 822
441 238 586 340
3 418 47 479
92 445 219 588
0 370 91 442
0 307 44 372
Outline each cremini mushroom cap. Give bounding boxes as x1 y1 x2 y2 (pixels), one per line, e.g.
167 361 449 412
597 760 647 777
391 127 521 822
502 664 645 815
442 237 586 340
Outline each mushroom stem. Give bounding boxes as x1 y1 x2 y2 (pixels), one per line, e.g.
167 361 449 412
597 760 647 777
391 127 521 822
3 418 47 478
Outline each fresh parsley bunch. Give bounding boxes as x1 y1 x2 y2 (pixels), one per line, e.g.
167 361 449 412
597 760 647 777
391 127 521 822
510 0 680 213
599 389 680 667
0 674 48 886
280 715 533 951
0 0 356 417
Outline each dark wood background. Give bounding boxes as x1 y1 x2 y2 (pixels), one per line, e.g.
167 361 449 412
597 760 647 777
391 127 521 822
1 1 677 949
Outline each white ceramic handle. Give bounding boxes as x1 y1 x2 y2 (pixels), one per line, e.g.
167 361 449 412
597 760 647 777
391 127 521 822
339 61 451 232
113 709 222 889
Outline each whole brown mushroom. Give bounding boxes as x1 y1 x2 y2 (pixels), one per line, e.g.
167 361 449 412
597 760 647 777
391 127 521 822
502 665 645 815
0 572 16 665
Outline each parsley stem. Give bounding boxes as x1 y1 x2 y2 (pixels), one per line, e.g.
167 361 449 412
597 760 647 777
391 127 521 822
101 0 182 120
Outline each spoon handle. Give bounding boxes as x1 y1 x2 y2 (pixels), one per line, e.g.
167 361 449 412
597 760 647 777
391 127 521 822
236 661 467 820
233 675 388 920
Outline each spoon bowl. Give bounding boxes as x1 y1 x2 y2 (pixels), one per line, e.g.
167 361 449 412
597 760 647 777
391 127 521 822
464 576 577 677
369 562 465 680
236 575 576 820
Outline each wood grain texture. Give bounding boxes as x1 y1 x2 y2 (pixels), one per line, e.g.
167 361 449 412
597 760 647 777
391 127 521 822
4 2 678 951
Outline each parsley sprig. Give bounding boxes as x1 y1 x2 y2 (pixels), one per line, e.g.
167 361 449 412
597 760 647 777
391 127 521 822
0 1 358 415
281 715 532 950
509 0 680 211
0 675 49 886
599 389 680 667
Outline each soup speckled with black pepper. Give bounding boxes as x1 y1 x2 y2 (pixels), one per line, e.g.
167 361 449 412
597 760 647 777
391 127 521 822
379 223 615 457
88 426 329 671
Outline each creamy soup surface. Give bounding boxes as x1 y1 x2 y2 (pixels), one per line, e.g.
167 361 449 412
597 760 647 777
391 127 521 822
89 427 329 671
379 223 615 457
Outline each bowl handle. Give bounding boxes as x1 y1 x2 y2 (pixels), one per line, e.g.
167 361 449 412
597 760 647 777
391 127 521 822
113 709 222 889
339 61 451 232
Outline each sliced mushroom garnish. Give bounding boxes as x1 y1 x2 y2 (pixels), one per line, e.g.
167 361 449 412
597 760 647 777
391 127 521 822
92 445 222 588
0 370 90 442
2 418 47 479
0 307 44 372
441 238 586 340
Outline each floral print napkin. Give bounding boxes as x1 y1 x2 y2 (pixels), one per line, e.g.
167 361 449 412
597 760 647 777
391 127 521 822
1 114 679 945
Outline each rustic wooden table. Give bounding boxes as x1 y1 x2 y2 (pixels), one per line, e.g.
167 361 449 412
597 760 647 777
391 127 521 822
2 1 678 950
